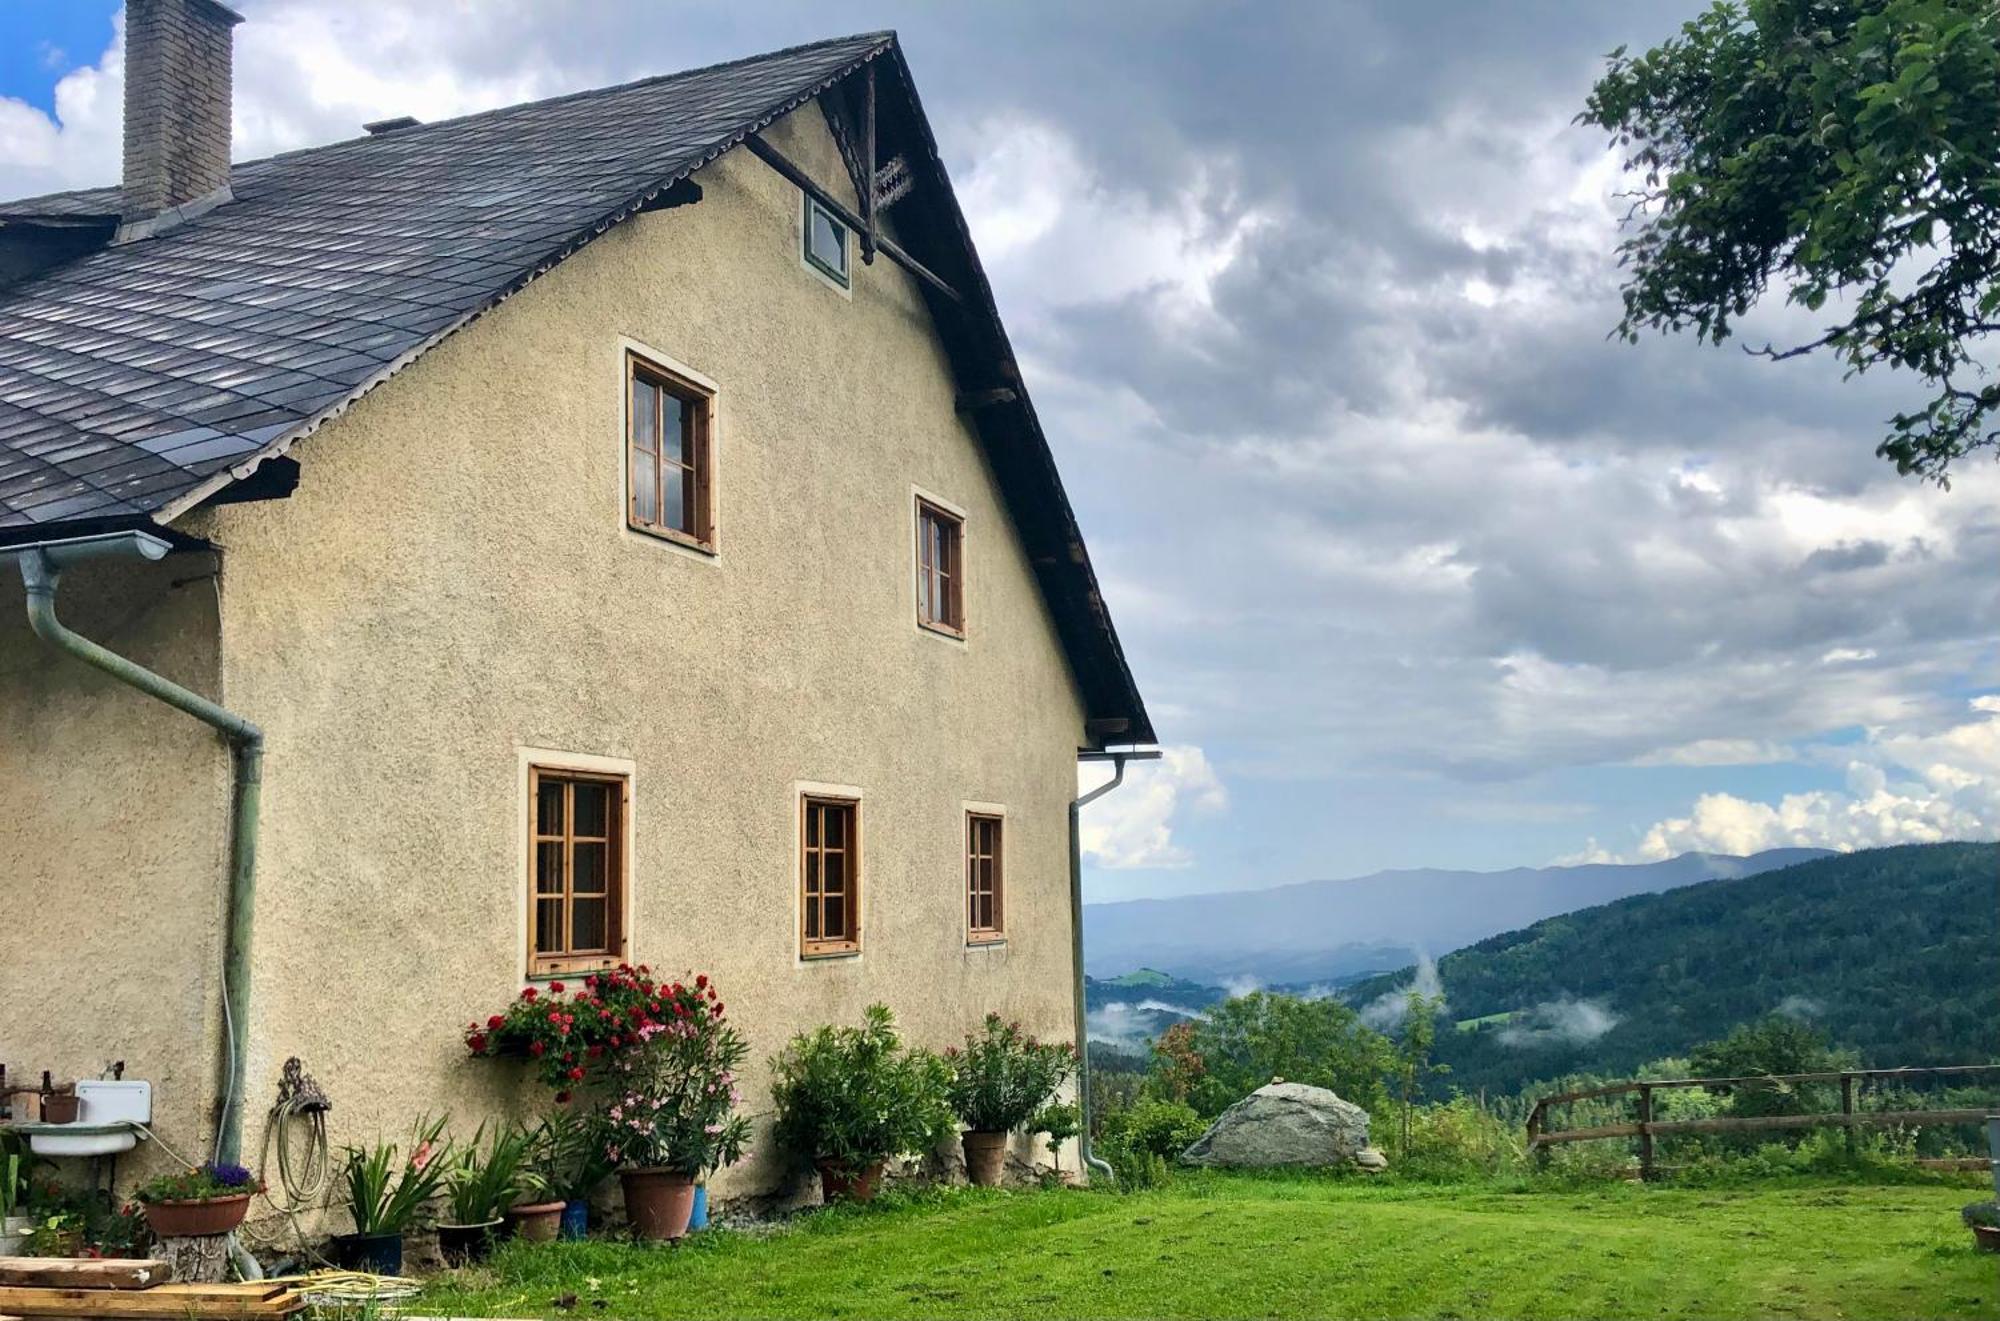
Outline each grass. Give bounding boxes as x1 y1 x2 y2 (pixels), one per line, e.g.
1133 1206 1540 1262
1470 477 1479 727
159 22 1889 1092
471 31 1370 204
419 1172 1997 1320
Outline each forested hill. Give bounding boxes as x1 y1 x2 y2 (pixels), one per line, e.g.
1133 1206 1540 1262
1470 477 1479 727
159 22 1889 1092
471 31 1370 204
1345 843 1999 1098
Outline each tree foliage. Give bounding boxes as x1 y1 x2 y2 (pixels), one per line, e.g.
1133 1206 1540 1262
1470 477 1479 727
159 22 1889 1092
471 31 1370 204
1169 990 1395 1117
1582 0 2000 480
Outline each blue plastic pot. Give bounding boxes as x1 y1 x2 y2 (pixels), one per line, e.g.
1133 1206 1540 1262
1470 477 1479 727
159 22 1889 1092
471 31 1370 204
560 1199 589 1241
688 1184 708 1231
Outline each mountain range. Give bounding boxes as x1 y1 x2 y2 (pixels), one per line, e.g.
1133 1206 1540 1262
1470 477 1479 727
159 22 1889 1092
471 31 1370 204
1082 848 1834 984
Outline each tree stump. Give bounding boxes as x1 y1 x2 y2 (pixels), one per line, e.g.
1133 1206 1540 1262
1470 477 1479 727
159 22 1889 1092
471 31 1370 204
157 1233 231 1283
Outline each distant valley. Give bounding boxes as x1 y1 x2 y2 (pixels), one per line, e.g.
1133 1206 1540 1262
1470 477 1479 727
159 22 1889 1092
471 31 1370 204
1083 847 1832 983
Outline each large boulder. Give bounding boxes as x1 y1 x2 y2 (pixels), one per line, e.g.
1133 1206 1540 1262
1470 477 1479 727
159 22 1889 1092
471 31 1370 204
1181 1082 1385 1171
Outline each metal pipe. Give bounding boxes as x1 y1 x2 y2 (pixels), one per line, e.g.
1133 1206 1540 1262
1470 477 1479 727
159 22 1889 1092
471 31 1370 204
11 532 263 1166
1069 749 1158 1183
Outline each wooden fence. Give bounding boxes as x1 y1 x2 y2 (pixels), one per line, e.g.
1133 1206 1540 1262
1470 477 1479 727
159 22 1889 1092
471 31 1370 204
1525 1063 2000 1181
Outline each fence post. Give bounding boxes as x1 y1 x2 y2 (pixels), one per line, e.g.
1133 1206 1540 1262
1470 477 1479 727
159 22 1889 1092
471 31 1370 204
1528 1099 1548 1171
1841 1073 1855 1155
1637 1084 1655 1182
1987 1115 1999 1202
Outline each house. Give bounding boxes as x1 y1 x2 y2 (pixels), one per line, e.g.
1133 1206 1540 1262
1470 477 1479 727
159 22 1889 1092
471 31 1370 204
0 0 1154 1207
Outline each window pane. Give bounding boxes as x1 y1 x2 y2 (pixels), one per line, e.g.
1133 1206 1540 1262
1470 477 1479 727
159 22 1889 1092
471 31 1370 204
663 465 686 532
632 451 657 524
823 849 844 895
805 879 820 939
824 805 845 851
572 783 609 838
633 380 659 453
535 898 564 953
825 891 847 940
536 841 564 896
571 897 607 951
806 805 820 849
809 205 847 276
659 395 684 469
572 841 608 895
537 781 564 836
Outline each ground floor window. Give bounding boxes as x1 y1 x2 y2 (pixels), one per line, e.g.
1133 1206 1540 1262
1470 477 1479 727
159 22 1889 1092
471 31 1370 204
529 766 627 974
801 795 860 956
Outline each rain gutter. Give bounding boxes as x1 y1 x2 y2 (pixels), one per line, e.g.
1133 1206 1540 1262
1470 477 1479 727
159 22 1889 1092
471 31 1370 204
5 531 262 1166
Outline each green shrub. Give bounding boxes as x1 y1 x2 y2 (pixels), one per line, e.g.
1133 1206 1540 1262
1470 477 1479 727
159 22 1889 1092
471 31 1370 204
1116 1099 1208 1159
1394 1098 1524 1180
945 1014 1075 1132
770 1004 953 1176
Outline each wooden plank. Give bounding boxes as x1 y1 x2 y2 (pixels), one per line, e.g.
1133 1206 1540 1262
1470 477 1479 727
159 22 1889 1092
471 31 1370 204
0 1283 294 1318
1531 1062 2000 1108
0 1262 165 1291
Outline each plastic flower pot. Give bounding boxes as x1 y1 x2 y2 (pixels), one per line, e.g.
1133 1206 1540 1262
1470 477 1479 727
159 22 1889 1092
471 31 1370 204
436 1219 503 1266
619 1169 695 1242
688 1184 708 1231
816 1159 885 1203
1974 1224 2000 1253
559 1199 589 1241
504 1200 565 1243
961 1131 1008 1187
139 1193 253 1239
0 1215 32 1257
329 1231 403 1276
39 1094 80 1124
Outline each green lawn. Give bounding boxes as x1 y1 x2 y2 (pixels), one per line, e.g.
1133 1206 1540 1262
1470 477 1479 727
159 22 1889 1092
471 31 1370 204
420 1173 1996 1320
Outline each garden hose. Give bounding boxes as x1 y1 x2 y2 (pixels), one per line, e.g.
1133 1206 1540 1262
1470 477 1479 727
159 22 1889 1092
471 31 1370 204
244 1058 334 1263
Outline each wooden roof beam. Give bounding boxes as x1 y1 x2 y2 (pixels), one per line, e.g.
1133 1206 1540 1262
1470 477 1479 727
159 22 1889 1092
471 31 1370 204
742 133 962 305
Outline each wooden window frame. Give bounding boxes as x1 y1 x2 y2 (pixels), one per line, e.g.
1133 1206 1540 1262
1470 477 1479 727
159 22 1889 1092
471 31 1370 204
915 497 966 637
799 794 862 958
626 352 716 553
966 812 1004 944
527 765 630 977
802 193 851 288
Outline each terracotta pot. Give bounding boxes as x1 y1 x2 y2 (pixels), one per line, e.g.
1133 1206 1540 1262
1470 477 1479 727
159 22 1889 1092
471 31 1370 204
504 1200 566 1243
40 1094 79 1124
437 1219 504 1265
961 1131 1008 1187
817 1159 886 1203
1973 1224 2000 1254
140 1193 252 1238
619 1168 694 1242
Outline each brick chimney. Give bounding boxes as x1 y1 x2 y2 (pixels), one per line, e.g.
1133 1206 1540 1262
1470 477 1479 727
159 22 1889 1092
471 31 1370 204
121 0 243 221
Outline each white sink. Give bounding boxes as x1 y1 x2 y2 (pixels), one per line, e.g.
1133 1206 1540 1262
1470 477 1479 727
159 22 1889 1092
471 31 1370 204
21 1079 151 1157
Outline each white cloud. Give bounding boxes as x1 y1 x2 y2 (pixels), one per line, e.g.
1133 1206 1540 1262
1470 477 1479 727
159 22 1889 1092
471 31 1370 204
1079 745 1227 870
1603 697 2000 860
1631 738 1798 768
1497 996 1619 1048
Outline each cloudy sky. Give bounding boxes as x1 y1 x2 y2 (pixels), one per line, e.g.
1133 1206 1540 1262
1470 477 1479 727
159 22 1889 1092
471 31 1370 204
5 1 1997 902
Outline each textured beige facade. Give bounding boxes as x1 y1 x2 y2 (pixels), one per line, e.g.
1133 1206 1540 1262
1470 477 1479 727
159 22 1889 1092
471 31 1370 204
1 104 1088 1209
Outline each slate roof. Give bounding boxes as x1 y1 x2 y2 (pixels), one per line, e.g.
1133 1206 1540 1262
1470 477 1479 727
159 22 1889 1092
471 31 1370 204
0 32 889 530
0 30 1155 745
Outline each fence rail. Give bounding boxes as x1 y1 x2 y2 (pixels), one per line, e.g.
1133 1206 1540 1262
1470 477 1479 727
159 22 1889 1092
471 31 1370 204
1525 1063 2000 1180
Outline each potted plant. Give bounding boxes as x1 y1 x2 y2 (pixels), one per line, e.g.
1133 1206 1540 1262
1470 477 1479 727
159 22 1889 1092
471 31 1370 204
334 1117 451 1275
132 1162 263 1238
945 1014 1076 1187
533 1108 613 1240
770 1004 952 1203
501 1167 564 1244
1031 1101 1081 1177
24 1209 87 1258
1964 1200 2000 1252
603 972 752 1241
438 1125 531 1265
466 965 687 1102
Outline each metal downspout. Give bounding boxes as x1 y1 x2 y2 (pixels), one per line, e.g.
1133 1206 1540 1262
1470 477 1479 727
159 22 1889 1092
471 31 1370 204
1070 753 1134 1184
15 537 263 1166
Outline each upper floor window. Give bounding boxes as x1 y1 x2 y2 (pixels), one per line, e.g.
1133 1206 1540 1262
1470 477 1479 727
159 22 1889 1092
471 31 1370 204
803 194 850 288
800 795 861 957
628 354 714 550
917 498 965 636
529 766 628 975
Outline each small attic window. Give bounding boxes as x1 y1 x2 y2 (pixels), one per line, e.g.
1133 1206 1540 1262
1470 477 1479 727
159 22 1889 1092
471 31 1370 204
803 194 849 288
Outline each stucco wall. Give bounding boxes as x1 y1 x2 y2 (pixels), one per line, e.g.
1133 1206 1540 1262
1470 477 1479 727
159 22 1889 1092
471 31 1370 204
192 103 1090 1207
0 552 228 1179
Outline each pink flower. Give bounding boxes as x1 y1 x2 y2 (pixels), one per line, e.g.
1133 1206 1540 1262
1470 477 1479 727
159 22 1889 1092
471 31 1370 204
411 1141 434 1172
